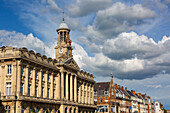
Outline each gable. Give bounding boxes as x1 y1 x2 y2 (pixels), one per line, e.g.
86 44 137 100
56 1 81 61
63 57 80 70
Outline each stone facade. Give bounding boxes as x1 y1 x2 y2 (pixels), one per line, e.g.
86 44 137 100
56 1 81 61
0 20 96 113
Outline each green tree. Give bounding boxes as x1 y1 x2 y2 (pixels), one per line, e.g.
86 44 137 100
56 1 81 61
164 109 167 113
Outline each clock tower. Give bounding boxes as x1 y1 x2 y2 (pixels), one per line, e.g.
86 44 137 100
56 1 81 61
55 18 73 62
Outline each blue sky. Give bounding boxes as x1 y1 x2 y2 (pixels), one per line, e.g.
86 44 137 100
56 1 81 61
0 0 170 109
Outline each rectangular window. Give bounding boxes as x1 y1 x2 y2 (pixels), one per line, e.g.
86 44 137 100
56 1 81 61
47 88 50 98
53 89 55 98
35 70 38 79
6 82 11 96
28 85 30 96
42 87 44 97
100 98 102 103
47 74 50 82
7 65 12 75
28 68 31 77
20 83 23 95
5 105 10 113
35 86 37 97
100 97 103 103
21 66 24 76
42 72 44 81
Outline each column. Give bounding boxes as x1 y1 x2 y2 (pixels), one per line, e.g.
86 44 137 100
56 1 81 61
89 85 91 104
92 85 94 104
31 67 36 96
86 84 88 104
44 71 48 98
16 62 21 96
16 101 22 113
24 65 29 95
61 71 64 99
66 72 69 100
82 82 85 103
11 63 17 95
70 74 73 101
1 64 5 97
74 76 77 102
50 73 53 99
57 73 61 99
38 69 42 97
78 82 81 103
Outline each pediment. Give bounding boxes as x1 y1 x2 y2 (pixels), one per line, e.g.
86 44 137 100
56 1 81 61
64 57 80 70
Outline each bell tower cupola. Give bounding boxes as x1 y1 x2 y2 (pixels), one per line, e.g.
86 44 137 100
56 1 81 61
55 18 73 62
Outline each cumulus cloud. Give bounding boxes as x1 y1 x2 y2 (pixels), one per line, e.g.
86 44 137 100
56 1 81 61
85 2 156 41
0 30 56 58
68 0 113 17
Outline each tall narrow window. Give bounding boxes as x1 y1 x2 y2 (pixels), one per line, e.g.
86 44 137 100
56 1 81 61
35 86 37 97
42 87 44 97
53 89 55 98
21 106 25 113
20 83 23 95
21 66 24 76
7 65 12 75
28 68 31 77
35 70 38 79
47 74 50 82
5 105 10 113
42 72 44 81
6 83 11 96
60 32 63 42
47 88 50 98
28 84 30 96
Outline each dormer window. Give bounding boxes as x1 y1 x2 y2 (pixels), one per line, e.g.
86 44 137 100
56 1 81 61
104 91 108 95
94 91 97 96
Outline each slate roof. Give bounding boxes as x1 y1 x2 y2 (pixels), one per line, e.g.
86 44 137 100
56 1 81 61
94 82 110 95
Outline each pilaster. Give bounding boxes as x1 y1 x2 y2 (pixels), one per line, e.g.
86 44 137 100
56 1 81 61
74 75 77 102
66 72 69 100
31 67 36 96
57 73 61 99
11 62 17 95
61 71 64 99
16 62 21 96
50 73 53 99
24 65 29 95
70 74 73 101
38 69 42 97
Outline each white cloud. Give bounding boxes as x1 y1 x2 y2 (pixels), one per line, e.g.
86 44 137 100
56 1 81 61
85 2 156 40
0 30 56 58
68 0 113 17
146 84 162 88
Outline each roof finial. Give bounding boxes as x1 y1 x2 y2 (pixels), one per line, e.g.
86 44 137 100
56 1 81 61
111 72 113 78
62 11 65 23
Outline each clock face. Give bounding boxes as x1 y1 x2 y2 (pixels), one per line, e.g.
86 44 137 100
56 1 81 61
59 48 63 53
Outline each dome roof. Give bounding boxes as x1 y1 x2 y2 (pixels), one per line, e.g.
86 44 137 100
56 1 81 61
59 22 69 29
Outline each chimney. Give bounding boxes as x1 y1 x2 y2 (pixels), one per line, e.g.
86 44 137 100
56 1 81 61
133 90 135 95
121 86 124 91
115 84 117 88
125 87 127 91
118 85 120 89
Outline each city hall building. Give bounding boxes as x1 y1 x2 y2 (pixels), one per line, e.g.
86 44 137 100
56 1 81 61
0 19 96 113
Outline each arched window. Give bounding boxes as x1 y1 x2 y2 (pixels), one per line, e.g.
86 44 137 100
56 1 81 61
5 105 10 113
60 32 63 42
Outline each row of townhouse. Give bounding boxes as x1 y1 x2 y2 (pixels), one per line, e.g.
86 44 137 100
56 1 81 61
94 73 164 113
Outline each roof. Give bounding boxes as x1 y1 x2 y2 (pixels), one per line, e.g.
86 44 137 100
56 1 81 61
59 21 69 29
94 82 110 95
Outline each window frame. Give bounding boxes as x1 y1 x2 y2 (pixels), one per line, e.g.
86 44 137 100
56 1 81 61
7 65 12 75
